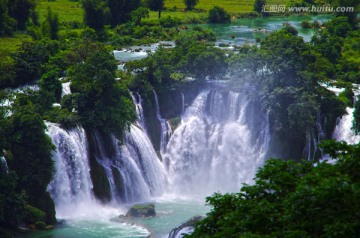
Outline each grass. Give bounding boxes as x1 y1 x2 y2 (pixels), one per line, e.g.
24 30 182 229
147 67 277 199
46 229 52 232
164 0 255 13
0 0 83 52
36 0 83 24
0 34 32 52
148 0 304 21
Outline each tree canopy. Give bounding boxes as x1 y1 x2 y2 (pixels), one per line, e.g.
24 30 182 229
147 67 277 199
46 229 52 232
184 0 199 10
188 140 360 238
65 41 136 134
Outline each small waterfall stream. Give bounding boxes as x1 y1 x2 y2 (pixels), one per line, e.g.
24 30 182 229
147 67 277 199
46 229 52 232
333 107 360 144
61 82 71 97
131 92 148 133
153 90 172 153
0 156 8 173
324 84 360 145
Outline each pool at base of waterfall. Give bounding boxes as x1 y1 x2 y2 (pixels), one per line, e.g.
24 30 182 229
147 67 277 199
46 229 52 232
18 198 209 238
19 220 150 238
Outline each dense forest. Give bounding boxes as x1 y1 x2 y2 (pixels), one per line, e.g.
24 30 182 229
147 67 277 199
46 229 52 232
0 0 359 237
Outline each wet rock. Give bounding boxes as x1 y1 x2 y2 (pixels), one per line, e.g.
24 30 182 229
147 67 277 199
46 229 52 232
168 216 203 238
126 204 156 218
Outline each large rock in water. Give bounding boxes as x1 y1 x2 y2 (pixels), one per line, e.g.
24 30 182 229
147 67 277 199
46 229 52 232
126 204 156 218
168 216 203 238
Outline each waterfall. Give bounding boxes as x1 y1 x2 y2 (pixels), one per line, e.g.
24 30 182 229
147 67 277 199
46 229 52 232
121 125 167 197
164 90 270 196
153 90 172 152
46 86 270 221
181 92 185 114
332 107 360 144
46 122 94 218
86 92 167 203
91 125 166 203
62 82 71 97
130 92 147 132
321 83 360 145
46 89 167 210
0 156 8 173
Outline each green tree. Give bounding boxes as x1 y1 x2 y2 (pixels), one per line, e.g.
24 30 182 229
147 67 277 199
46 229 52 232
178 42 227 80
0 51 16 88
0 0 16 36
131 7 149 25
254 0 266 13
66 43 136 134
208 6 231 24
12 41 49 86
9 107 55 197
189 140 360 238
260 27 308 83
82 0 110 31
8 0 35 30
331 0 359 26
41 7 59 40
184 0 199 10
38 70 62 102
147 0 164 18
107 0 141 26
326 16 352 37
352 97 360 134
0 172 27 229
9 105 56 223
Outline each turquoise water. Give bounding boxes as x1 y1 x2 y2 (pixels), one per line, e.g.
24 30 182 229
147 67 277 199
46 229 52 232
19 220 150 238
193 14 333 44
114 15 334 63
128 197 209 238
18 198 209 238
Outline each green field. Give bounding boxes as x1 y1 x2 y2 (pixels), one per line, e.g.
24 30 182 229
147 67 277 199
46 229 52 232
0 34 32 52
163 0 303 12
0 0 302 51
37 0 84 24
164 0 255 13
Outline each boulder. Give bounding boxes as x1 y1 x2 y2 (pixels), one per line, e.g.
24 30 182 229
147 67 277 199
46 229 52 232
126 204 156 218
168 216 203 238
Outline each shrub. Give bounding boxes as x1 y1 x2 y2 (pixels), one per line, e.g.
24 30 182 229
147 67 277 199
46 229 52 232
338 86 354 107
159 16 179 28
35 221 47 229
208 6 231 24
301 20 312 28
25 205 46 223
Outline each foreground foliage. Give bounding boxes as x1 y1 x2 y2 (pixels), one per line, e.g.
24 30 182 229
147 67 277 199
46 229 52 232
0 93 56 234
188 140 360 238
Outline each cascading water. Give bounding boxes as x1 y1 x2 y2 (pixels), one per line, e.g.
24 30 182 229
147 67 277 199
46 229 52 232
43 86 271 237
91 125 167 203
153 90 172 152
322 84 360 145
332 107 360 144
121 125 167 197
61 82 71 97
0 156 8 173
131 92 147 133
46 122 94 218
181 92 185 114
163 89 270 196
